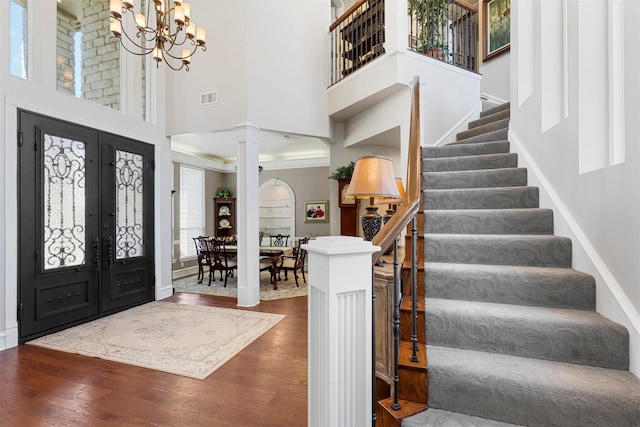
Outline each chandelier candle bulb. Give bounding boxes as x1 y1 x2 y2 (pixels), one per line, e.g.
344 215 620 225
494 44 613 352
109 0 122 17
196 27 206 45
182 3 191 21
174 6 185 25
109 19 122 37
182 49 191 64
186 22 196 39
134 13 146 28
122 0 134 10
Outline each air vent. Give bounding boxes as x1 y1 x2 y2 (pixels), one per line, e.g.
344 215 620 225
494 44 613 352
200 91 218 105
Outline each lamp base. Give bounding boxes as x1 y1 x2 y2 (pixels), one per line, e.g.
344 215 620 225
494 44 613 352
361 205 382 241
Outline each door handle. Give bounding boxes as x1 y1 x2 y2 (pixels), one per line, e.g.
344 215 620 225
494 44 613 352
104 236 113 271
91 237 100 270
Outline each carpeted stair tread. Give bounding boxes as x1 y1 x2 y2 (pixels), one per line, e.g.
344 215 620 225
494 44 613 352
469 108 511 129
425 209 554 235
457 118 510 141
425 234 572 267
423 152 518 172
403 408 523 427
479 102 511 118
423 141 510 158
425 262 595 310
424 168 527 189
426 345 640 427
447 128 508 145
425 298 629 369
424 187 539 210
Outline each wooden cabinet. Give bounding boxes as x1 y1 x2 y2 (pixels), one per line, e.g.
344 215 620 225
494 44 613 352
338 178 359 236
214 198 236 239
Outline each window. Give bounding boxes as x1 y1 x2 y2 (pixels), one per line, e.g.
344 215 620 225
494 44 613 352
179 166 205 258
10 0 27 79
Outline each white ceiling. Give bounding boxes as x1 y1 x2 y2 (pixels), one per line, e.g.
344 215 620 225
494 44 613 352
171 129 332 164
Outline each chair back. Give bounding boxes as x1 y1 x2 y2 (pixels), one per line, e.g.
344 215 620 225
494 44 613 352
203 238 229 269
193 236 207 254
270 234 290 247
294 237 309 268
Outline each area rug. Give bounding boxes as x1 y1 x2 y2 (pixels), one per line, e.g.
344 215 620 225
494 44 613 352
27 301 285 380
173 270 308 300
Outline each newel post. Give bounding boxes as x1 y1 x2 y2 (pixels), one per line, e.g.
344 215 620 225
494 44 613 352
305 236 379 427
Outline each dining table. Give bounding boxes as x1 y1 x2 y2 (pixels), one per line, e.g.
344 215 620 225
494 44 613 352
222 245 293 290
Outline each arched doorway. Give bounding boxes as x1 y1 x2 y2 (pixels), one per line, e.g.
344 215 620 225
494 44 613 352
258 178 295 244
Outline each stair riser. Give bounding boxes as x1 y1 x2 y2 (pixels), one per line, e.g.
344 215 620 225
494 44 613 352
425 265 596 310
424 168 527 190
423 153 517 172
424 187 540 210
480 102 511 118
457 118 510 141
425 209 554 235
398 368 428 403
469 108 511 129
402 267 425 297
449 128 508 145
425 236 573 267
400 309 425 343
425 305 629 369
424 141 510 158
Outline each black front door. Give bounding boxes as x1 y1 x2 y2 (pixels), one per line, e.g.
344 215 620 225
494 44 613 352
18 110 155 341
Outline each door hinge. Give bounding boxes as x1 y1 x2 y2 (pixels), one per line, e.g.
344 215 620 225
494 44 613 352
17 130 23 147
18 303 24 321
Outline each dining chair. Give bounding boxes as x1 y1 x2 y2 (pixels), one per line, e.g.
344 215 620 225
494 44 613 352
193 236 208 284
279 237 309 287
269 234 289 247
203 238 237 287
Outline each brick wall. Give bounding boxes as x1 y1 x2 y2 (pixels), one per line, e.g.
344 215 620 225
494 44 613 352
56 9 77 95
80 0 120 110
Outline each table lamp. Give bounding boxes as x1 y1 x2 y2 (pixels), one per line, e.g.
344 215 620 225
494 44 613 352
377 177 406 223
345 155 400 241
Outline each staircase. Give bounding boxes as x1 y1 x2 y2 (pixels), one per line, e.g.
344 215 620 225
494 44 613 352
388 102 640 426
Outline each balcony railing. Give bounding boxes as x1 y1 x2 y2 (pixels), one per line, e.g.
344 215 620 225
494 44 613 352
329 0 385 85
408 0 478 72
329 0 478 85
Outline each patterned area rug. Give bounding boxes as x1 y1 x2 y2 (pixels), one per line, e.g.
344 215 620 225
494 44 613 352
173 270 308 300
28 301 285 380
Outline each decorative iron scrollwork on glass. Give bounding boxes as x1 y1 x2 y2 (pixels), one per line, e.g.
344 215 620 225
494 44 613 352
43 133 86 270
115 150 144 259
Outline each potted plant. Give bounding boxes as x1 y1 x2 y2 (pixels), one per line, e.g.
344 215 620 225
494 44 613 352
328 161 355 180
215 186 234 198
408 0 450 60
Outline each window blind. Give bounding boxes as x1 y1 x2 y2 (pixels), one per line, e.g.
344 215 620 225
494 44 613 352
179 166 204 258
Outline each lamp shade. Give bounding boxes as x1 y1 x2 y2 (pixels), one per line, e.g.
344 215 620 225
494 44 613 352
377 177 406 205
345 156 400 200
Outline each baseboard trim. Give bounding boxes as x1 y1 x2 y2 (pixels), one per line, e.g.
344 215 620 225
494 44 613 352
0 322 19 351
480 92 509 105
509 127 640 374
172 265 199 280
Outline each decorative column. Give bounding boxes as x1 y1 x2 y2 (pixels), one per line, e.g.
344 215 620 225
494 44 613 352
306 236 379 427
235 123 260 307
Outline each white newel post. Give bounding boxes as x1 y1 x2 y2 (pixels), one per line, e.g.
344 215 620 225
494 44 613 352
305 236 379 427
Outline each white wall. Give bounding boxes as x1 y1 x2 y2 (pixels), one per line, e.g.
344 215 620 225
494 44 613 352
0 1 173 350
511 0 640 375
480 52 510 103
168 0 332 140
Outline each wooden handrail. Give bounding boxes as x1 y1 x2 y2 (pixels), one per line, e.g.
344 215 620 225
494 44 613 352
330 0 369 31
371 76 421 264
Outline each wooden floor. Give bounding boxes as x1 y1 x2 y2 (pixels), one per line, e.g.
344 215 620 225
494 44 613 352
0 293 308 427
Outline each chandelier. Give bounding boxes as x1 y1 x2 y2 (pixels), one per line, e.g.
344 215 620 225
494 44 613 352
109 0 207 71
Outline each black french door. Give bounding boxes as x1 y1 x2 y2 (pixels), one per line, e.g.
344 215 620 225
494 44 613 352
18 110 155 341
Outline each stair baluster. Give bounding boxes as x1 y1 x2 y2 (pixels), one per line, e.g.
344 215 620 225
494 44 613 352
391 237 401 411
410 216 419 362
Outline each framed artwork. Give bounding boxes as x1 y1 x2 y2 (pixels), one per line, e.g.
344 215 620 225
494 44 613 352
305 200 329 223
484 0 510 61
338 179 357 207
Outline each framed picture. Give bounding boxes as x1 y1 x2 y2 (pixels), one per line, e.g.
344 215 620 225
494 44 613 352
338 179 357 207
484 0 510 61
305 200 329 223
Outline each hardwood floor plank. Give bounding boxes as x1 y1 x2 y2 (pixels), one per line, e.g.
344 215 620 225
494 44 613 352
0 294 308 426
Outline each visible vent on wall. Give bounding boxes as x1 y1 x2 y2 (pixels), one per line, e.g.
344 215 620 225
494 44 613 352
200 91 218 105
